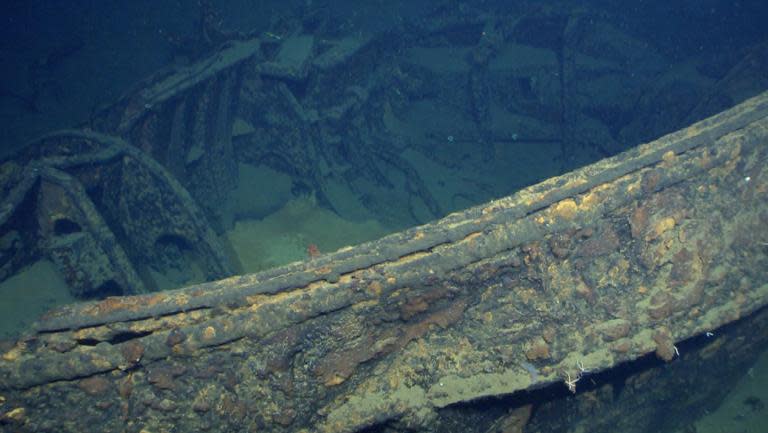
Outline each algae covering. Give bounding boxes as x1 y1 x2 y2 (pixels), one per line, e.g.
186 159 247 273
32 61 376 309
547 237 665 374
0 91 767 432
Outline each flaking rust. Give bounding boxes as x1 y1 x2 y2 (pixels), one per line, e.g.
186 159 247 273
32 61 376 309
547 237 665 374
0 92 767 433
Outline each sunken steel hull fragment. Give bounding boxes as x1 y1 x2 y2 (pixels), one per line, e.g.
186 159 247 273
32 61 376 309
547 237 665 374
1 92 767 432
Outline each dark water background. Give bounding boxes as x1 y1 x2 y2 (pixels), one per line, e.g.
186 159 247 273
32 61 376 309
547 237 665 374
2 0 767 154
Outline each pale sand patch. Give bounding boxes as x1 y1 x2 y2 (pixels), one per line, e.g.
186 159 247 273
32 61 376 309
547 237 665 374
227 195 392 274
0 260 75 339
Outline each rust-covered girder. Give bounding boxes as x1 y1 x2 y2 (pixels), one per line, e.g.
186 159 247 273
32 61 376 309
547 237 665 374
0 91 767 432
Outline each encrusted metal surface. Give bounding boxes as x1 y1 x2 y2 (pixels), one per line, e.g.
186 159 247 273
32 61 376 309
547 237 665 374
0 91 767 433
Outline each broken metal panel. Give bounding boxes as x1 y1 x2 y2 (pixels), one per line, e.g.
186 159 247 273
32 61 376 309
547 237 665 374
0 91 767 432
90 26 450 228
0 130 235 297
92 38 263 137
89 39 262 229
88 34 376 230
0 29 392 297
35 166 147 297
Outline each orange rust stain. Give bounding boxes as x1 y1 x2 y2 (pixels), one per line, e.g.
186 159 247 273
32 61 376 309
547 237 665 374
552 176 589 194
144 294 166 307
337 274 354 285
324 374 346 386
403 299 467 342
246 294 270 306
92 297 137 315
400 287 449 320
647 217 676 241
684 123 701 138
401 297 430 320
1 342 25 362
202 326 217 341
174 294 191 306
552 198 578 220
90 293 171 317
316 299 468 388
464 232 482 243
630 206 649 239
580 191 600 209
305 280 329 291
367 280 383 297
481 204 498 215
698 149 712 169
391 250 430 265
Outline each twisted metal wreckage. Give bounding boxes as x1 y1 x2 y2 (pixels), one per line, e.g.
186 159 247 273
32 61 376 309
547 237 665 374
1 7 768 433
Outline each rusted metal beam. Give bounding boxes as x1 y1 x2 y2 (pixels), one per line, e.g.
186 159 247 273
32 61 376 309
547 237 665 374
0 91 767 433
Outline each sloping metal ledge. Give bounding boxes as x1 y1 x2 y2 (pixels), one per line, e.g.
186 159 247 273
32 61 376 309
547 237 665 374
1 91 767 433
